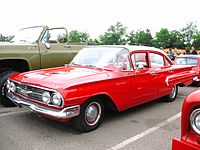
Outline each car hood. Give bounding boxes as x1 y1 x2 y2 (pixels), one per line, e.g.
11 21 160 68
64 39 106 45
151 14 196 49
10 66 111 89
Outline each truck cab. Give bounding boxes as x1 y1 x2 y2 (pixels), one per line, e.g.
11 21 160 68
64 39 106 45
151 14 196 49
0 26 85 106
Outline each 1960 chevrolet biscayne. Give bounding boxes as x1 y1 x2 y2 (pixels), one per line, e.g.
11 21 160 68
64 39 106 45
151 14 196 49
6 45 196 132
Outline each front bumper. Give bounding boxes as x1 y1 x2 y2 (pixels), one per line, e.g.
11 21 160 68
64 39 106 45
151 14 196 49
6 92 80 119
172 138 199 150
193 76 200 82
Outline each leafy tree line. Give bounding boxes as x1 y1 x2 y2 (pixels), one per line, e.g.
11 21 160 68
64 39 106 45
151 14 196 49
67 22 200 49
1 22 200 49
0 34 13 42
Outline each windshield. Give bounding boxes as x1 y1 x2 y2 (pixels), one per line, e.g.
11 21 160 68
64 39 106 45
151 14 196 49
12 27 44 43
175 57 198 66
71 47 131 70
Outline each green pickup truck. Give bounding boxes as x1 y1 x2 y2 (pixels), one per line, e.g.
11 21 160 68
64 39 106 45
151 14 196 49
0 26 85 106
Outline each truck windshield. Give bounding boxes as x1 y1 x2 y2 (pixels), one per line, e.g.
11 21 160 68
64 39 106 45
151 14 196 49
12 27 43 43
71 47 132 71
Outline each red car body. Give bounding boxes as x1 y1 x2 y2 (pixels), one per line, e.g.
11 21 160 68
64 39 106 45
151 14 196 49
172 89 200 150
175 55 200 86
6 46 196 132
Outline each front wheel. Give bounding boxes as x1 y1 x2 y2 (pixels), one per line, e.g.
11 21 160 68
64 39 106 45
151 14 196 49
0 70 18 107
71 97 105 132
164 85 178 102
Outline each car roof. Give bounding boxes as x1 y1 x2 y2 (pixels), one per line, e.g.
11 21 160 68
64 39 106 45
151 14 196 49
86 45 163 53
176 55 200 59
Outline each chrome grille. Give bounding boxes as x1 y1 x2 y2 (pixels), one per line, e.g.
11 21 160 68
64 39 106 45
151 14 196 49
14 82 45 102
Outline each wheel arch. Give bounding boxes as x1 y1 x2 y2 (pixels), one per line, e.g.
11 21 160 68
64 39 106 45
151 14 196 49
0 59 30 72
85 94 119 112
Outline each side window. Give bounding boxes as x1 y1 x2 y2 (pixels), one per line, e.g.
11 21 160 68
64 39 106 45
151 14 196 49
149 53 164 68
42 28 67 44
165 58 172 66
131 53 148 70
42 30 50 43
113 49 131 70
187 58 198 65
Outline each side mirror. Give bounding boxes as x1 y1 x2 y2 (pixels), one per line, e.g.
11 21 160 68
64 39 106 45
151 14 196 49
138 64 144 70
44 43 51 49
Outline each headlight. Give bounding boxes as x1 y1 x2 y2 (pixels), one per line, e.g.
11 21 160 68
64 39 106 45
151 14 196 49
6 80 11 89
52 93 62 106
10 82 16 93
190 108 200 134
42 91 51 104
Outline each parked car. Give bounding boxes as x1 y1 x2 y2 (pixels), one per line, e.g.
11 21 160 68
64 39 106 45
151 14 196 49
0 26 85 106
6 45 196 132
174 55 200 86
172 89 200 150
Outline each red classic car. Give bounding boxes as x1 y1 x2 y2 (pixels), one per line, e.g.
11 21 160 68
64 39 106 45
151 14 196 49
6 46 196 132
172 89 200 150
174 55 200 86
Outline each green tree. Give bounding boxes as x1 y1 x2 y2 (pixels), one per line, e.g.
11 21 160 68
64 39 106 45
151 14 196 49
169 30 185 49
127 31 136 45
57 33 68 43
79 32 90 42
99 22 127 45
69 30 90 43
181 22 198 48
152 28 171 48
193 33 200 49
127 29 153 46
0 34 13 42
135 29 153 46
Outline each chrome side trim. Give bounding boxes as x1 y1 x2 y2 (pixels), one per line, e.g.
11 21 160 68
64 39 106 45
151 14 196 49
6 92 80 119
165 77 169 86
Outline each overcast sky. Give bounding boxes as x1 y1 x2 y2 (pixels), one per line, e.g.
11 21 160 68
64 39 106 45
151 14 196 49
1 0 199 38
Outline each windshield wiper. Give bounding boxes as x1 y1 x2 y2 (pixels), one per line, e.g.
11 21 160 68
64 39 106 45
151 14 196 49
70 63 102 69
82 64 97 68
19 40 27 43
70 62 82 66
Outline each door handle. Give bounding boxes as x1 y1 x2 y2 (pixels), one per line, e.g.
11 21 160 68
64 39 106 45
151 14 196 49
168 70 174 73
64 45 71 48
149 72 157 77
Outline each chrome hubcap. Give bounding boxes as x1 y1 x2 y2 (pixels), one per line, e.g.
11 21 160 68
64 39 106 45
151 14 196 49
85 102 101 126
170 86 177 99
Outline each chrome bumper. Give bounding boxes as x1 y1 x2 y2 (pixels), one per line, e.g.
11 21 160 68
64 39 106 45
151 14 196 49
6 92 80 119
193 76 200 82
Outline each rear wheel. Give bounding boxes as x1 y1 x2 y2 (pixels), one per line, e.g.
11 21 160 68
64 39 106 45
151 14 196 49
164 85 178 102
71 97 105 132
0 70 18 107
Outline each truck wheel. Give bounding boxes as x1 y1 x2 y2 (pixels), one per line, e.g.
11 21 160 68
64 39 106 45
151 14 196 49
0 71 18 107
164 85 178 102
71 97 105 132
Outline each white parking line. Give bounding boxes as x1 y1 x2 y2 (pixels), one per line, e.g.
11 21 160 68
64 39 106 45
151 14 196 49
177 95 186 98
0 110 27 117
108 112 181 150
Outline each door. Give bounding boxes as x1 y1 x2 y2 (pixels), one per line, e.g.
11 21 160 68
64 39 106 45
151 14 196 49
149 52 173 98
130 52 157 105
39 28 80 69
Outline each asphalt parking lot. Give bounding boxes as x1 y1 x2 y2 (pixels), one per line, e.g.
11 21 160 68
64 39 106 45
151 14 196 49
0 85 198 150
